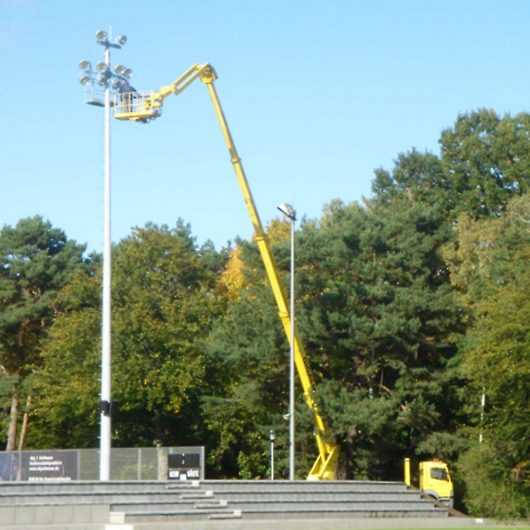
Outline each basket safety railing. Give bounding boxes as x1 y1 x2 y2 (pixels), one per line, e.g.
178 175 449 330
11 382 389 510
114 91 161 122
83 85 109 107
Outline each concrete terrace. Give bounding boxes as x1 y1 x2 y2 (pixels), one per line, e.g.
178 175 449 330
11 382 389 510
0 478 471 530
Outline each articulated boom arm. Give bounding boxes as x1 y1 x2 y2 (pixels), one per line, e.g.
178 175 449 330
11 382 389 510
115 64 339 480
115 64 216 123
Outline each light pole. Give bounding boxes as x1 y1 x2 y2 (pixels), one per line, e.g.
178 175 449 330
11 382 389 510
79 30 132 481
277 202 296 481
479 387 486 444
269 429 275 480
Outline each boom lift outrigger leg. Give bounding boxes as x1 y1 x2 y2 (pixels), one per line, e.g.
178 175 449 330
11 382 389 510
115 63 339 480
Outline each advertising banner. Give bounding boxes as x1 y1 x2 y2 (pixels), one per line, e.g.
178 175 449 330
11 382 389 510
0 451 78 481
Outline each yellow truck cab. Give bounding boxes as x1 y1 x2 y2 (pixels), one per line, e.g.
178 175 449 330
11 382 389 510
419 460 454 508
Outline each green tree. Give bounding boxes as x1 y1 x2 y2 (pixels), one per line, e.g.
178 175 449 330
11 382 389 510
459 270 530 517
373 110 530 219
28 221 224 450
372 149 449 208
203 194 464 480
294 197 464 479
202 286 289 478
0 216 85 450
440 110 530 217
111 222 222 447
202 231 294 478
445 195 530 517
26 269 101 448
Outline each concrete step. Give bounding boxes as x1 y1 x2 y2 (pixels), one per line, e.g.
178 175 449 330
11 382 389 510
0 504 110 526
110 498 437 514
209 509 242 520
0 480 198 494
195 500 229 509
0 518 484 530
202 480 409 493
231 502 443 512
110 508 236 523
0 491 188 506
0 526 105 530
110 500 225 512
179 490 214 499
240 509 447 520
199 491 426 502
113 505 448 523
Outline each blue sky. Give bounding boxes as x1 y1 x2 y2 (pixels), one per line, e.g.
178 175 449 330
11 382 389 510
2 0 530 252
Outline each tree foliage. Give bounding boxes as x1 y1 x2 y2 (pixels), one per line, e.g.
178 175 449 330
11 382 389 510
294 196 464 479
28 222 224 451
0 216 86 450
6 110 530 519
373 109 530 218
201 234 292 478
445 195 530 517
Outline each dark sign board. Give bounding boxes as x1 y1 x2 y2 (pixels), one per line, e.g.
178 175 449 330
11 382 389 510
0 451 78 481
23 451 78 481
168 452 201 480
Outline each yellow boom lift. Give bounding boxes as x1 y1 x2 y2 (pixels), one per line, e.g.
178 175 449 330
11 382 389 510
115 64 339 480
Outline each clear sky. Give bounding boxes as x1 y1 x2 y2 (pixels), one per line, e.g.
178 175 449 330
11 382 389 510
2 0 530 252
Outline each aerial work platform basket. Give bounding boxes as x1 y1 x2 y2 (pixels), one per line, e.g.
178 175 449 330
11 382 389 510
83 85 112 107
114 91 161 122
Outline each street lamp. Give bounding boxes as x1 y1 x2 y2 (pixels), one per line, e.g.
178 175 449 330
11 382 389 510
79 29 132 481
479 387 486 443
277 202 296 481
269 429 275 480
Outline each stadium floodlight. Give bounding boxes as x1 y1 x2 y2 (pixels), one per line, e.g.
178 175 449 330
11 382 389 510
122 68 132 79
113 64 126 75
79 59 92 71
96 61 108 72
116 35 127 46
96 29 108 42
79 73 92 85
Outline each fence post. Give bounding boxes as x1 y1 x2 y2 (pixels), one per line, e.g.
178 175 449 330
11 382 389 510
157 445 167 480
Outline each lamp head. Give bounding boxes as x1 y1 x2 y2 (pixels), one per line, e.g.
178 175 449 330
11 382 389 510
79 73 92 85
115 34 127 46
97 73 108 86
277 203 296 221
96 29 108 42
79 59 92 71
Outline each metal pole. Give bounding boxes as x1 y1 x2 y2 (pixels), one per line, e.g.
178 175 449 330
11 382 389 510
80 30 129 481
289 216 295 481
479 387 486 444
100 43 112 481
269 429 275 480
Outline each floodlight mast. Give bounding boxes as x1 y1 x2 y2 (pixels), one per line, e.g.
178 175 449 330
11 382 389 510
115 64 340 480
79 29 132 482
